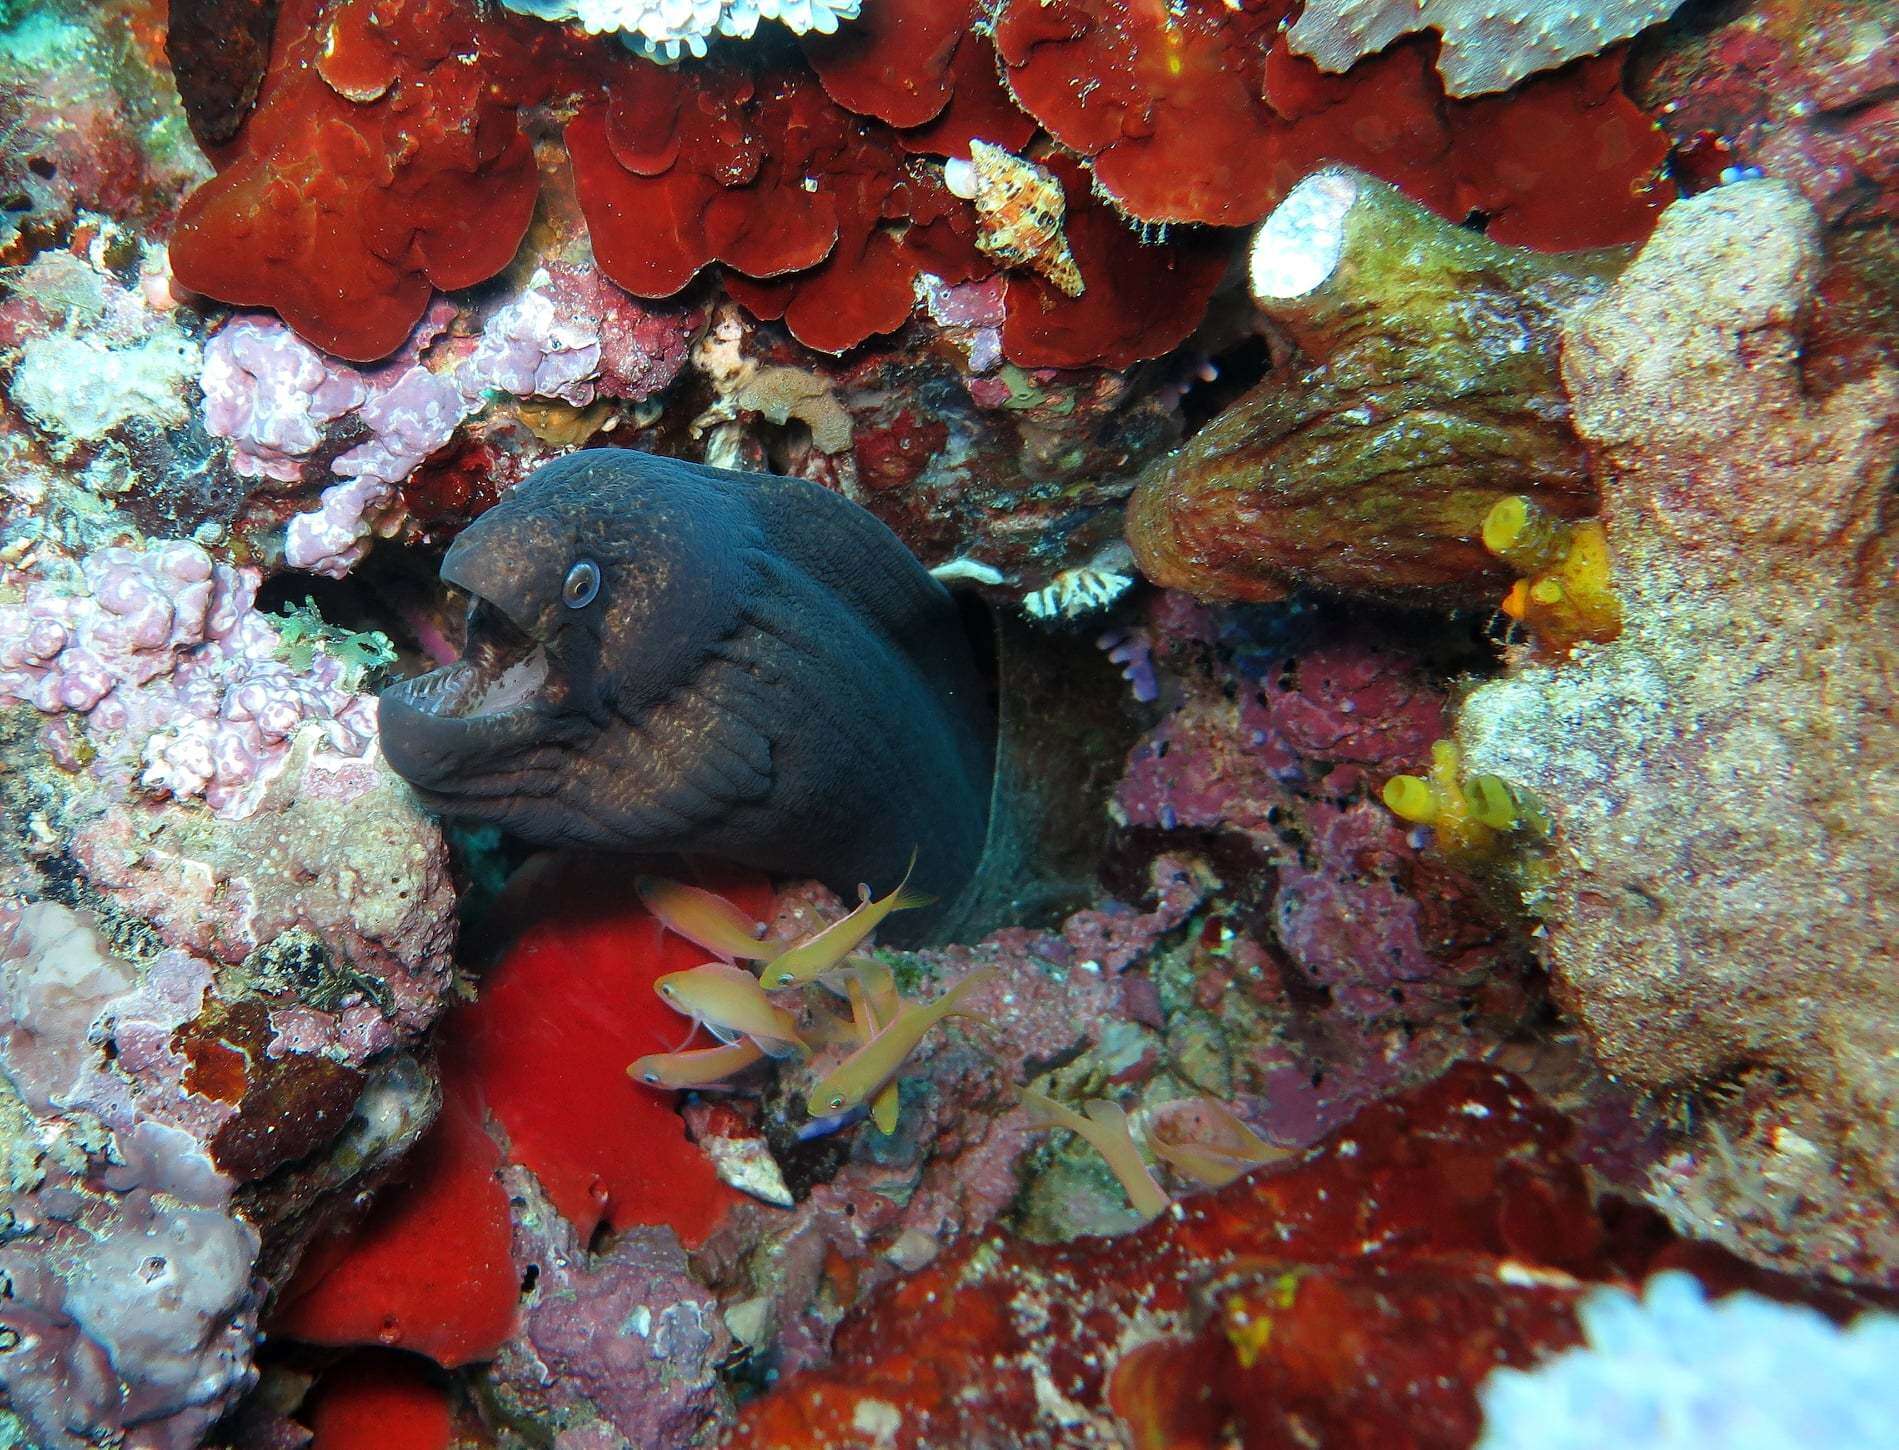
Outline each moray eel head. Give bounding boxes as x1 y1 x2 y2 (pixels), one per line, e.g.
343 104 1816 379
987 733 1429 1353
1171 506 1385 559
378 450 996 911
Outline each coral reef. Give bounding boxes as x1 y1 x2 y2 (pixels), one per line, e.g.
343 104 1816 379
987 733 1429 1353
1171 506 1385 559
1455 180 1899 1284
1632 0 1898 231
1 0 1892 1442
1108 595 1539 1138
726 1063 1853 1447
0 904 261 1449
1289 1 1689 98
1127 168 1623 606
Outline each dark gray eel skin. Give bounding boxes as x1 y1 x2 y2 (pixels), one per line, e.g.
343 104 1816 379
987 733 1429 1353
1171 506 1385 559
378 449 995 921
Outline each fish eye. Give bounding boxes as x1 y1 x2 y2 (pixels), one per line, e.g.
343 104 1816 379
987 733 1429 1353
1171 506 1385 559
828 1095 844 1110
642 1071 660 1083
659 983 675 996
563 558 601 609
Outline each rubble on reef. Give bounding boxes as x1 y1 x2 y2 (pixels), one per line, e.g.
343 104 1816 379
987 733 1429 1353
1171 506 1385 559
0 0 1894 1444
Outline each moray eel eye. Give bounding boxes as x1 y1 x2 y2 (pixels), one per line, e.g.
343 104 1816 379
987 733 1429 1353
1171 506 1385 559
563 559 601 609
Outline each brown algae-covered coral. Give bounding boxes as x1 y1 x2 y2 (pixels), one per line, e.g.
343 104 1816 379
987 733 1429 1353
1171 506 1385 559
1455 179 1899 1284
1126 167 1625 606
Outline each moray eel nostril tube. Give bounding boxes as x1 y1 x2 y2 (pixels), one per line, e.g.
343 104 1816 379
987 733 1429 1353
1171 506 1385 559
377 449 995 934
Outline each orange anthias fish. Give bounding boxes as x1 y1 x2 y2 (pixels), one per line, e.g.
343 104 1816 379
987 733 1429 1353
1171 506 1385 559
1142 1097 1291 1187
805 969 994 1118
655 962 806 1054
628 1039 766 1089
636 876 783 963
760 856 933 989
844 965 903 1133
1020 1088 1171 1220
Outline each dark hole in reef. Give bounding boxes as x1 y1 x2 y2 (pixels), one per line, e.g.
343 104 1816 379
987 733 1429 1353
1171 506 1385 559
25 157 54 179
519 1264 539 1295
1177 332 1273 436
1 192 30 212
255 540 459 682
1462 208 1492 233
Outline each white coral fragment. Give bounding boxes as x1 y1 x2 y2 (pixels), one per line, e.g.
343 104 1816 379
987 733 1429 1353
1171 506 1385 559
1477 1272 1899 1449
1287 1 1688 98
1025 567 1134 621
503 0 864 62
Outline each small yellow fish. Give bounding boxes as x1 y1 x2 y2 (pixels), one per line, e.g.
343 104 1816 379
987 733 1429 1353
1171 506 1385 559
656 962 805 1052
805 969 994 1118
628 1038 765 1089
637 876 782 962
760 858 933 990
840 954 903 1026
1020 1088 1171 1219
844 969 903 1134
1142 1097 1289 1187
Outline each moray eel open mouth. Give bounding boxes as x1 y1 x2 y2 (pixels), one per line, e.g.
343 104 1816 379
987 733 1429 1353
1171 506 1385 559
377 562 575 796
407 599 552 722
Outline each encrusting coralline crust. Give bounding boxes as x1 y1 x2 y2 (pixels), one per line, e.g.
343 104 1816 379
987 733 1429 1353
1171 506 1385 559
1288 0 1690 97
1457 179 1899 1285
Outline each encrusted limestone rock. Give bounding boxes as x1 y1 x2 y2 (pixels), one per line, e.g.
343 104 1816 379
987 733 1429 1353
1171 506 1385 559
1457 179 1899 1284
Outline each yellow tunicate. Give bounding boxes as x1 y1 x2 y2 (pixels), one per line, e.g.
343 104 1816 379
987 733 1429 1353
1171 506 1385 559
1482 496 1621 653
1382 740 1545 859
1464 774 1521 831
1382 773 1439 824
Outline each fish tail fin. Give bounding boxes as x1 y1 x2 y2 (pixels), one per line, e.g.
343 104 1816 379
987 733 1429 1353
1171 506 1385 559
889 886 936 915
939 967 998 1019
753 1032 806 1060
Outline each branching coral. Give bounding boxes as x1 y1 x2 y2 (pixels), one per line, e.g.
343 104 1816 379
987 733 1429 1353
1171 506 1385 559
1127 167 1625 605
1287 2 1690 98
506 0 862 62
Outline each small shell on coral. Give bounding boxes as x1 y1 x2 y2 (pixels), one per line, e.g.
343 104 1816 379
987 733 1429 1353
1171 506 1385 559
945 141 1085 298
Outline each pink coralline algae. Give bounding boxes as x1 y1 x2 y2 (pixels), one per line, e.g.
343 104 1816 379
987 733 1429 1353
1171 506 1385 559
0 540 373 814
1110 600 1534 1140
0 903 263 1450
199 267 699 577
485 1171 736 1446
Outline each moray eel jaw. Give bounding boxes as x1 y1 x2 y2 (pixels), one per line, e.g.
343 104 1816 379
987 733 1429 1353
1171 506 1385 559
378 553 575 798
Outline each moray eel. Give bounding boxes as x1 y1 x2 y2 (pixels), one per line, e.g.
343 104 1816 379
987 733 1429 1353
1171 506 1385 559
378 450 994 929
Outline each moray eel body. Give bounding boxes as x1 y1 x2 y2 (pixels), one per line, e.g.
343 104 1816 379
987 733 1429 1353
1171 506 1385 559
378 450 994 927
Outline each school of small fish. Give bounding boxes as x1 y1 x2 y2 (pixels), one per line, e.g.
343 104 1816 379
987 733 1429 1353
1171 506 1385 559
627 860 1290 1213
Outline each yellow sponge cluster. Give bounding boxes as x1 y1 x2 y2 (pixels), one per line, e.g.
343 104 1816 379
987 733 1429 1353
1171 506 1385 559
1383 739 1548 858
1483 495 1621 654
